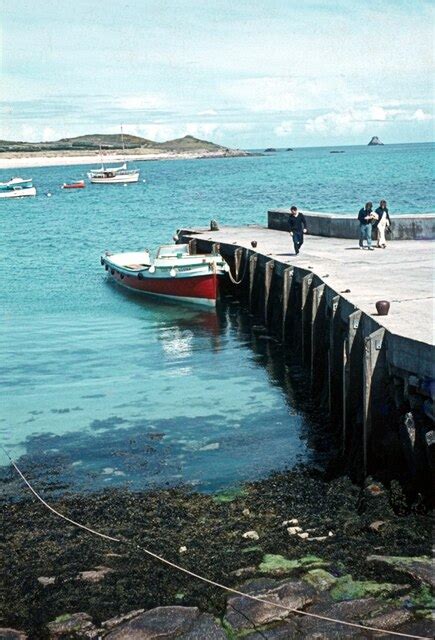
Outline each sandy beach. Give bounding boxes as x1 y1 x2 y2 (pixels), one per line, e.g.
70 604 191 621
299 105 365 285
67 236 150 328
0 148 249 170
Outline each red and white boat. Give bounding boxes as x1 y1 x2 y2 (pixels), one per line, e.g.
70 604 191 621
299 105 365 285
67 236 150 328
62 180 85 189
101 244 228 307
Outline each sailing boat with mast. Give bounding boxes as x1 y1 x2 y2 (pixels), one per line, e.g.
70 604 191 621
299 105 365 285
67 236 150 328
87 127 140 184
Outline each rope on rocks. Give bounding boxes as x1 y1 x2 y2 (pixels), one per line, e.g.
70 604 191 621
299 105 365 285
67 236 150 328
2 448 430 640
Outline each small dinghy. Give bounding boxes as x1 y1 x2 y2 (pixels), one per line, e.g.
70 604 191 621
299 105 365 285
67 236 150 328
62 180 85 189
101 243 228 307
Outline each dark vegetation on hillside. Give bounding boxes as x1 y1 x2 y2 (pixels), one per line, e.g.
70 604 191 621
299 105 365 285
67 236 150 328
0 134 227 153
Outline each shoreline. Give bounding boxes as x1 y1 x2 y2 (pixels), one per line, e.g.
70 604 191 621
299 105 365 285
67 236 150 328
2 467 432 638
0 148 250 170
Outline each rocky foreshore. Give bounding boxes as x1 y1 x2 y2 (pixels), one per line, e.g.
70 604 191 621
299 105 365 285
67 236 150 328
1 467 433 639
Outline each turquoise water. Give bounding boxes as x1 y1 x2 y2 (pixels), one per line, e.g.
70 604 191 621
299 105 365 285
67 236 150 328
1 143 433 494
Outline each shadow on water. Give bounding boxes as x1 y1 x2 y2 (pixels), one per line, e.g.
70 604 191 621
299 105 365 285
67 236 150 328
1 298 336 499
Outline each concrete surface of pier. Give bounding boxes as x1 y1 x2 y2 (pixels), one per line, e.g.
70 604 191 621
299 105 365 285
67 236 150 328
178 224 434 497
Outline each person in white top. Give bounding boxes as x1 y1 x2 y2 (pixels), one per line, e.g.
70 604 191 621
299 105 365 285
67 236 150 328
374 200 392 248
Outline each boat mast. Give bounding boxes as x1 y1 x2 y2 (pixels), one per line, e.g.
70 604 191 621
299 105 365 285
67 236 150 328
121 124 126 167
99 144 105 170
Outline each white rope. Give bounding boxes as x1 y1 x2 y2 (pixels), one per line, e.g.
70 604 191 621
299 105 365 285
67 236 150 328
2 449 430 640
224 252 248 285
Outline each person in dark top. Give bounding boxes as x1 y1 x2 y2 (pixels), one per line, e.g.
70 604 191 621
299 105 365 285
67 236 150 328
288 206 307 255
374 199 391 248
357 202 376 250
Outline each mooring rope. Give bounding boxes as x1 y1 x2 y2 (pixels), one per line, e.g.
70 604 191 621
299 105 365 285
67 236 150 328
1 448 430 640
224 250 249 285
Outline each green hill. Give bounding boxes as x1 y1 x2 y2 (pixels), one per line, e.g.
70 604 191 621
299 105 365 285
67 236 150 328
0 134 227 153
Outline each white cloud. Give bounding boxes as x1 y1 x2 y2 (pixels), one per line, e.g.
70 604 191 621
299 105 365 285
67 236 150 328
407 109 432 122
305 109 368 136
197 109 218 117
275 121 293 137
117 94 167 111
42 126 56 141
305 105 434 136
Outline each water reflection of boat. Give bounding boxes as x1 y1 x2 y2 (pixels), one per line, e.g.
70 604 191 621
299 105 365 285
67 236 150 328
0 177 36 198
101 243 229 307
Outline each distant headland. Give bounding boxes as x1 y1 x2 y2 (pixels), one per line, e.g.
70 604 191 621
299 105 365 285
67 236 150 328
0 134 250 169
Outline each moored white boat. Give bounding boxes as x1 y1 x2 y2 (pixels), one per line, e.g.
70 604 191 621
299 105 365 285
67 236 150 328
0 177 37 198
87 127 140 184
101 244 228 307
87 163 139 184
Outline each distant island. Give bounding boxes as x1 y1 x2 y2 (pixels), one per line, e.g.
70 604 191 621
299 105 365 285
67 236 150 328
368 136 384 146
0 134 250 169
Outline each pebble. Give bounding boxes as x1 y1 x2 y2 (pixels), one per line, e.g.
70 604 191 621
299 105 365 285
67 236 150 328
179 546 187 553
297 532 309 539
242 530 260 541
287 526 303 535
283 518 299 526
242 508 251 516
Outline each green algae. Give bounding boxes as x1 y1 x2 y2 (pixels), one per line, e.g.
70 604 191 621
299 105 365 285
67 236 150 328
259 553 328 576
212 487 247 503
331 575 407 602
407 585 435 610
53 614 72 623
303 568 337 591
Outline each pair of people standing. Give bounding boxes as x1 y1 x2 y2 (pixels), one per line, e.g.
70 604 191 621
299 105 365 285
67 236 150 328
358 200 391 249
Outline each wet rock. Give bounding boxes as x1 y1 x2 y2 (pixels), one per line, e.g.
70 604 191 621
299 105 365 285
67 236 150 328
242 622 298 639
242 530 259 540
287 526 302 535
77 565 113 583
104 606 226 639
296 598 385 637
46 613 98 639
37 576 56 586
224 578 314 631
367 555 435 588
230 566 256 578
330 575 409 601
102 610 145 630
0 630 28 640
303 569 337 592
361 608 412 630
369 520 385 532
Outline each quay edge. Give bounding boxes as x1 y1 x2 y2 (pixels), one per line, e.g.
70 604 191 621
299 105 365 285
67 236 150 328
177 226 434 503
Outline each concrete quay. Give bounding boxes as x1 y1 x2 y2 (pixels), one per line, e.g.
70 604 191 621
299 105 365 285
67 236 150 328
178 224 434 500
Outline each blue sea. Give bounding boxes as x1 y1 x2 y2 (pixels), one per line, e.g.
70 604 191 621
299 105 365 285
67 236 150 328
1 143 433 495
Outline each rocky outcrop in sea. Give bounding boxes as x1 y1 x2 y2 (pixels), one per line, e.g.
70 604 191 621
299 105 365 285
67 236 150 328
368 136 384 145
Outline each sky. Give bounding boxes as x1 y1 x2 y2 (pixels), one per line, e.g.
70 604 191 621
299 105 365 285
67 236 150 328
1 0 434 147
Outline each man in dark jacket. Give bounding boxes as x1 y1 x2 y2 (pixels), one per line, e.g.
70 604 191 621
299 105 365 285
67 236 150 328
288 206 307 255
357 202 375 250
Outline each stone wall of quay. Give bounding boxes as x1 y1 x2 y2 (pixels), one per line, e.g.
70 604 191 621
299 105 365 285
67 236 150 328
268 209 435 240
179 232 434 504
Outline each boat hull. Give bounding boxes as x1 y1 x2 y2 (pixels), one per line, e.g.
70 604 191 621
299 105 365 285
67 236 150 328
89 173 139 184
62 182 85 189
0 187 37 199
107 268 218 306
